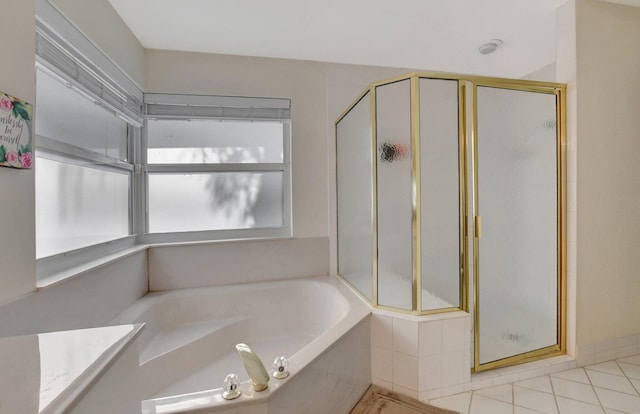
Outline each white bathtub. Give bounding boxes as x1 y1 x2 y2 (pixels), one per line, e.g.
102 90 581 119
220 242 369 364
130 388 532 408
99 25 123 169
110 276 371 414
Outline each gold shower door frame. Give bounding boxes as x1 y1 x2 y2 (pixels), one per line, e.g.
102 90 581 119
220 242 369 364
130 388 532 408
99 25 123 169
335 72 566 371
335 72 470 316
470 79 566 372
369 74 469 316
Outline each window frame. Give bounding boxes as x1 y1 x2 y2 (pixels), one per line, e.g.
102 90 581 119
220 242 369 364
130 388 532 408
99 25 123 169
34 0 144 281
34 67 139 277
139 94 293 244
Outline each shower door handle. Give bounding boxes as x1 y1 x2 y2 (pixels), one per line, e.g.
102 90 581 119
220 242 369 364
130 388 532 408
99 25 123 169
474 215 482 239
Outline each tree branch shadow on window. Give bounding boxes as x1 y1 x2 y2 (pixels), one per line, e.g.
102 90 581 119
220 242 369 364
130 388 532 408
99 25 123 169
201 146 264 228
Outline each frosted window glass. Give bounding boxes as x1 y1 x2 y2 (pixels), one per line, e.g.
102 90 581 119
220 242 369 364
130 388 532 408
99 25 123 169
35 157 130 258
147 120 283 164
476 86 558 365
35 70 128 161
148 172 283 233
420 79 460 311
376 80 413 310
336 93 373 300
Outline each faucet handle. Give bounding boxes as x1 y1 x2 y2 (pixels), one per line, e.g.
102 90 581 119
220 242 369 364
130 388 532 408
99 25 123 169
272 356 290 379
222 373 242 400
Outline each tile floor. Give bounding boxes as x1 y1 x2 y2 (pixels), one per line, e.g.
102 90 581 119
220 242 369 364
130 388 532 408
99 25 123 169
426 355 640 414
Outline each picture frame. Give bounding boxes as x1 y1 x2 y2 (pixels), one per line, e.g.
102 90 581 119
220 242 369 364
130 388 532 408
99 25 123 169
0 90 33 169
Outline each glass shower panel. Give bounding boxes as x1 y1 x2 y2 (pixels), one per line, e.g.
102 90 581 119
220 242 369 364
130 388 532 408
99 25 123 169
376 80 412 310
336 92 373 300
476 86 558 365
419 79 460 311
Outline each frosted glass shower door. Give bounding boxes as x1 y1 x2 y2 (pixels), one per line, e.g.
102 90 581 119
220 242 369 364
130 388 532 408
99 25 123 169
420 78 462 311
475 86 560 367
336 92 373 300
376 79 413 310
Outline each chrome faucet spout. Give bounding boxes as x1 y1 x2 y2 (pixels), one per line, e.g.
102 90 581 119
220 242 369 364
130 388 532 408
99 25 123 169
235 343 270 392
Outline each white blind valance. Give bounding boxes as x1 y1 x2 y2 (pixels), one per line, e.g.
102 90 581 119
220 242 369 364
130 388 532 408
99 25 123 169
144 93 291 121
35 0 143 125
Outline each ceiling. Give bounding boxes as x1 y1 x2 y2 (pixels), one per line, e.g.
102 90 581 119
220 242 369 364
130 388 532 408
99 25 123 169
108 0 639 79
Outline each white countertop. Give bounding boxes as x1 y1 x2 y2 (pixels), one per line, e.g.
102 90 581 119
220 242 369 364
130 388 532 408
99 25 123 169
0 324 144 414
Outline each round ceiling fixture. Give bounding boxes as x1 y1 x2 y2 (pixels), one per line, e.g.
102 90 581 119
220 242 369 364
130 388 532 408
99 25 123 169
478 39 503 55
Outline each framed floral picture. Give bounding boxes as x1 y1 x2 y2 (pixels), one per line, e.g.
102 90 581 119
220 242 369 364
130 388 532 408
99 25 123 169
0 90 33 169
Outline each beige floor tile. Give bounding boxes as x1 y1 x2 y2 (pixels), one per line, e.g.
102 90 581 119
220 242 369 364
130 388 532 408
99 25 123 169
595 387 640 414
555 397 603 414
474 384 513 404
515 407 545 414
617 355 640 366
406 354 640 414
587 362 624 376
469 394 513 414
514 376 553 394
551 377 599 405
619 362 640 381
551 368 590 384
429 392 472 414
587 369 637 395
514 386 558 414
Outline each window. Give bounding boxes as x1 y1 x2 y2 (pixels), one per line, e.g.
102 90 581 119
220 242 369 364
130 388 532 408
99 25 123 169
34 0 291 277
34 69 134 258
35 0 143 267
142 94 292 242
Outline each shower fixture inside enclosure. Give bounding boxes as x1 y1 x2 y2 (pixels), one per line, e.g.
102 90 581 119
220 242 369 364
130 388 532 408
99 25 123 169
335 72 566 371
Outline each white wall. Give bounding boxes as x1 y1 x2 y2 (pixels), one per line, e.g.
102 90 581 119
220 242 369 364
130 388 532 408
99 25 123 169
0 0 37 305
148 238 329 291
575 0 640 346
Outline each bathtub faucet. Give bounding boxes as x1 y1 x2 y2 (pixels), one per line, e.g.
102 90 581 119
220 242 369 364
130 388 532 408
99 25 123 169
235 343 270 392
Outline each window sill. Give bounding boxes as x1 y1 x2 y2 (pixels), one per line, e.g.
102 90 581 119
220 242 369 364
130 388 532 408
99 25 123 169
36 245 149 289
139 226 291 245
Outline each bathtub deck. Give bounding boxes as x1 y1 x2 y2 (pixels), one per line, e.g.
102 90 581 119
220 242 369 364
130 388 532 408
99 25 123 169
151 333 315 398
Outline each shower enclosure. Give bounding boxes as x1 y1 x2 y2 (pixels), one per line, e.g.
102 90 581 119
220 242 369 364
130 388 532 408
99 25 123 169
336 72 566 371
